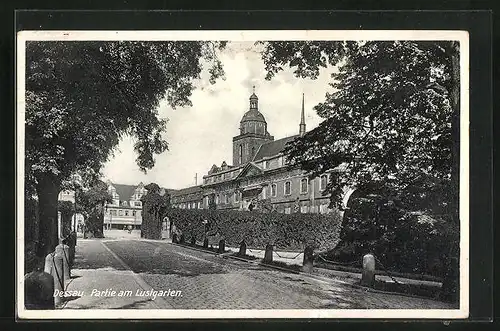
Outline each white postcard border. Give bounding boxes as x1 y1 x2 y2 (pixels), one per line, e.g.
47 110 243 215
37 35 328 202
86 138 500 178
16 30 470 319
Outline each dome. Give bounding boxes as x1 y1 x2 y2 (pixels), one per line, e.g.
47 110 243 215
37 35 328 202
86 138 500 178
240 109 266 123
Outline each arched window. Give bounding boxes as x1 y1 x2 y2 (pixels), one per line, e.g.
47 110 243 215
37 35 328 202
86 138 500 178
300 178 308 194
320 174 328 191
239 144 243 164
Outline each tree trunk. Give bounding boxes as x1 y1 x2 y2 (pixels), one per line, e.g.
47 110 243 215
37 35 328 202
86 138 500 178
35 174 61 258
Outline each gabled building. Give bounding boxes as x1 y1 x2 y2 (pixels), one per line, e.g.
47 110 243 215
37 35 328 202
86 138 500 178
104 181 176 229
174 87 334 214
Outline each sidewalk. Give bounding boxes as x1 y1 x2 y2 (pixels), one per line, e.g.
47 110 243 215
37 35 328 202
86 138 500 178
60 239 169 309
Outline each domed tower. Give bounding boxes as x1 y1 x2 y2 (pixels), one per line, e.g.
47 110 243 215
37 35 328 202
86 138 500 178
233 86 274 166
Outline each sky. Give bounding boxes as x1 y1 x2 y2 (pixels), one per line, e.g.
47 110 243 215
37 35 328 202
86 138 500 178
102 41 337 190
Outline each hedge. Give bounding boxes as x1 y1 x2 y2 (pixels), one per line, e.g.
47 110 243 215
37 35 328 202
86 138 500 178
165 208 343 251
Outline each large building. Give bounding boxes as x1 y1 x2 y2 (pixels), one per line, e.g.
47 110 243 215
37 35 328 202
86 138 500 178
171 88 334 214
104 182 175 229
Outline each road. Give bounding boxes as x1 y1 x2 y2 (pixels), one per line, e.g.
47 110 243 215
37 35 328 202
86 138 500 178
65 237 453 310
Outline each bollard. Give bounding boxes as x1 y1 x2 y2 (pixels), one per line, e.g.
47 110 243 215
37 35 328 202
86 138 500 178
302 246 314 273
56 244 71 284
203 237 209 248
45 252 64 306
264 244 273 263
24 271 55 310
218 239 225 253
238 240 247 256
44 253 54 275
361 253 376 287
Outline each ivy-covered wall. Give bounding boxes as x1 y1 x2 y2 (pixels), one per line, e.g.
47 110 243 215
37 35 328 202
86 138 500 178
166 208 343 251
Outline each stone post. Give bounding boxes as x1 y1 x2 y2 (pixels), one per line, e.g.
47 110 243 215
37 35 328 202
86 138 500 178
24 271 55 310
238 240 247 256
56 244 71 284
361 253 376 287
218 239 225 253
203 237 209 248
44 253 64 306
264 244 273 263
302 246 314 273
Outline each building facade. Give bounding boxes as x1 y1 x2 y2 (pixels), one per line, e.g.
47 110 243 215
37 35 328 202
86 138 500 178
103 182 175 229
172 88 335 214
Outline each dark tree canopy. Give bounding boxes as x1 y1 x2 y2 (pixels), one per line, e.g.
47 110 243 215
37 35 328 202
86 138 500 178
260 40 460 302
260 40 459 220
26 41 226 184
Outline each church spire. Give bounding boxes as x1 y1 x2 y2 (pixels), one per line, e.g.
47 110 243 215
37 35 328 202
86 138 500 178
299 93 306 136
249 85 258 110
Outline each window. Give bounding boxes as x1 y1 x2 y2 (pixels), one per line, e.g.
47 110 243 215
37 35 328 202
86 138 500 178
234 191 240 202
271 184 277 197
118 209 123 216
124 210 129 216
261 187 266 199
110 210 117 216
320 204 329 214
284 207 291 214
132 210 136 216
284 181 291 196
216 195 219 204
224 194 229 204
320 175 328 191
239 144 243 164
300 178 308 194
134 201 141 206
265 160 270 169
198 202 202 209
300 205 309 213
251 146 255 156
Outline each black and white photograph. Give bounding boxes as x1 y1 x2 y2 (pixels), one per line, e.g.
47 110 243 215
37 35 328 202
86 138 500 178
17 30 469 319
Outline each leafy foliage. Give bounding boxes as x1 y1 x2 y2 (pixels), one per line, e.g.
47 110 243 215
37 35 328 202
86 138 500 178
260 40 460 300
141 183 171 239
76 180 112 238
25 40 225 254
330 192 458 278
166 208 343 251
57 200 74 237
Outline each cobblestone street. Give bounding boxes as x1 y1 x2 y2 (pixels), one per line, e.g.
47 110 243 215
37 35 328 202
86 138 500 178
64 238 454 310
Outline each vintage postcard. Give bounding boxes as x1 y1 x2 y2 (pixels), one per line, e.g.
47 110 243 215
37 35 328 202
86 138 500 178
17 30 469 319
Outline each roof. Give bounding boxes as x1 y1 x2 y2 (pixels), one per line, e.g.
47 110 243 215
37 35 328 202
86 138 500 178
253 135 299 161
112 184 137 201
171 185 202 197
241 109 266 123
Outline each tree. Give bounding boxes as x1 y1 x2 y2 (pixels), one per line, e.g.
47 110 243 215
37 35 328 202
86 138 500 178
26 41 226 256
208 193 217 210
260 40 460 302
75 180 112 238
57 200 74 238
141 183 171 239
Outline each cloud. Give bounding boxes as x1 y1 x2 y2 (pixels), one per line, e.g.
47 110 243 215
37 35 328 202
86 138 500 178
102 41 335 189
